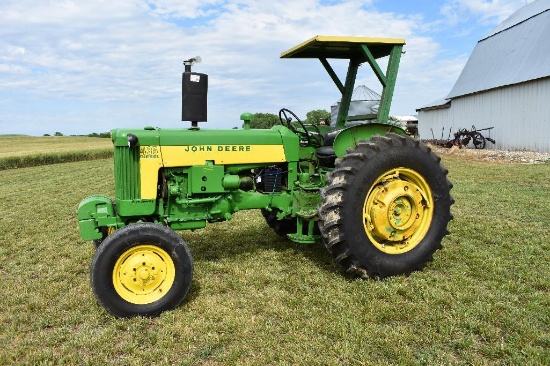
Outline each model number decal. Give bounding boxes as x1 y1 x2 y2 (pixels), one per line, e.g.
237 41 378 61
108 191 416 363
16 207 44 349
140 146 160 159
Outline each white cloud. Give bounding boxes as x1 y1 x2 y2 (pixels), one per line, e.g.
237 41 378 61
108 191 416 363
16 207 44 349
146 0 225 18
441 0 534 25
0 0 529 134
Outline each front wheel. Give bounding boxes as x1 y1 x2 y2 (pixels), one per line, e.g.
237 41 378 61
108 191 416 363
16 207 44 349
318 133 453 279
90 222 193 318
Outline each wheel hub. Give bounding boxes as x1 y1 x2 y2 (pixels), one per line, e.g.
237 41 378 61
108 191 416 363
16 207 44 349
363 168 433 254
113 245 175 305
369 180 424 242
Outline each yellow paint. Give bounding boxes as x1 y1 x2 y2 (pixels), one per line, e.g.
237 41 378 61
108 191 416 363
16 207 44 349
281 35 406 59
160 144 286 166
112 244 175 305
363 168 433 255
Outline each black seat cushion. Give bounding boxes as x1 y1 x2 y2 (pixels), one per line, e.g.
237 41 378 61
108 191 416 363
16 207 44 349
323 130 340 146
315 130 340 167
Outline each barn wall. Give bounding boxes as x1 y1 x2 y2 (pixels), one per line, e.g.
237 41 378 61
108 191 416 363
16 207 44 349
418 77 550 152
417 107 453 141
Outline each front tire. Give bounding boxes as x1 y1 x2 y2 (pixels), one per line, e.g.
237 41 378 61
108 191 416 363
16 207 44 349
90 222 193 318
318 133 453 279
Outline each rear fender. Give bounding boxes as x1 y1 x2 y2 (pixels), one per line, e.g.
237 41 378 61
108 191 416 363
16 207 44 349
332 123 406 158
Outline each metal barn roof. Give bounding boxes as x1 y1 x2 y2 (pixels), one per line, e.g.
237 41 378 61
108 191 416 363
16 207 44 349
483 0 550 39
416 98 451 112
447 0 550 99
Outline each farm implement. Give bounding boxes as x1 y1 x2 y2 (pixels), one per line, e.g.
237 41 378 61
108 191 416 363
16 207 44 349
428 125 496 149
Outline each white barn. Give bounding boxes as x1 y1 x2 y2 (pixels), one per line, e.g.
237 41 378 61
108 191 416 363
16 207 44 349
416 0 550 152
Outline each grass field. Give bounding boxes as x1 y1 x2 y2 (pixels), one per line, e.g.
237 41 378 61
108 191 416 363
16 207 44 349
0 135 112 170
0 149 548 364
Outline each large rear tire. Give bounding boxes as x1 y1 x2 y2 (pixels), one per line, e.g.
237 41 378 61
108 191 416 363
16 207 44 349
318 133 453 278
90 222 193 318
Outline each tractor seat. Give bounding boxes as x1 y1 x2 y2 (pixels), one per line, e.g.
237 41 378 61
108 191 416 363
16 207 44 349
315 130 340 167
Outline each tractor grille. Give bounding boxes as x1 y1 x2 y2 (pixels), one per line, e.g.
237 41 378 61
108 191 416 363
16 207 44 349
114 146 140 200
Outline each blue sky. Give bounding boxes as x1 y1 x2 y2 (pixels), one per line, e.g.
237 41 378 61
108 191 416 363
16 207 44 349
0 0 534 135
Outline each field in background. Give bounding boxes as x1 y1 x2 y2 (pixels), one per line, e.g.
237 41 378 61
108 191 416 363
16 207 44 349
0 135 112 170
0 135 112 157
0 148 548 364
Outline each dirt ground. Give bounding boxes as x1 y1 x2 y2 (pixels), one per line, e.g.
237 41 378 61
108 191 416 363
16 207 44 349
428 144 550 164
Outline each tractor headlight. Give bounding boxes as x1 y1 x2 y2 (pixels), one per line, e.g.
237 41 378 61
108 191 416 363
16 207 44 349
127 134 138 148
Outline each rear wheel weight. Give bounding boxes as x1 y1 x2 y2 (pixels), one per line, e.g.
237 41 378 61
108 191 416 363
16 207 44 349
90 222 193 318
319 133 453 279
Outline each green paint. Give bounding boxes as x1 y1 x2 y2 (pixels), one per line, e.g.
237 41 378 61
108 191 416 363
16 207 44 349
336 59 360 128
332 123 406 158
377 45 403 124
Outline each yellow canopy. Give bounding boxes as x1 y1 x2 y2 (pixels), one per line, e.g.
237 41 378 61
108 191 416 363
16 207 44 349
280 35 405 60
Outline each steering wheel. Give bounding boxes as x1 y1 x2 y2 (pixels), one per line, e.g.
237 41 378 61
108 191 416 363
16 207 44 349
278 108 312 146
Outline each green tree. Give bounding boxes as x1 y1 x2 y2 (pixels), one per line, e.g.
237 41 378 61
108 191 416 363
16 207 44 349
305 109 330 125
250 113 279 129
248 109 331 129
54 132 64 136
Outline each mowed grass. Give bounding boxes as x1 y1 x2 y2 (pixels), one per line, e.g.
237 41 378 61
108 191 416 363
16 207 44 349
0 135 112 170
0 156 548 364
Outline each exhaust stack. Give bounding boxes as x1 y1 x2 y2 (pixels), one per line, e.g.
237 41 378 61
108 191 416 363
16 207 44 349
182 56 207 129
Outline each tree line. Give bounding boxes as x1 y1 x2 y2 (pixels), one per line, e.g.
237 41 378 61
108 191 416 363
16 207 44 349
46 109 332 136
43 132 111 138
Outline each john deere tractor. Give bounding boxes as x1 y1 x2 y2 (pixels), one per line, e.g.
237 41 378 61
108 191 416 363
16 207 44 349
78 36 453 318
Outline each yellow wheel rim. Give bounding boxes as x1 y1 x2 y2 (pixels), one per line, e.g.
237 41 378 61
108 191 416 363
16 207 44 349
363 168 434 254
113 245 175 305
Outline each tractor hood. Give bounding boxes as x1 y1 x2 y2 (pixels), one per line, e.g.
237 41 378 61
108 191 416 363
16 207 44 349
111 125 295 147
110 125 300 163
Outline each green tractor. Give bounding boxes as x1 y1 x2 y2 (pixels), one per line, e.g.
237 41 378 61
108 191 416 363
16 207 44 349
78 36 453 318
